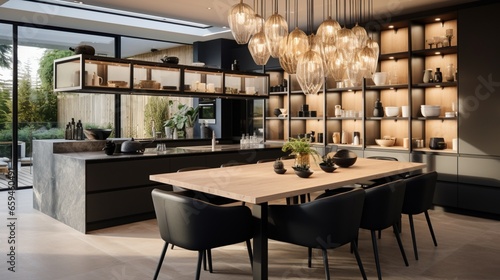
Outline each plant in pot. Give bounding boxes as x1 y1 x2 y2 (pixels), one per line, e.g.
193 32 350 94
164 101 199 139
273 158 287 174
281 137 319 178
319 153 337 173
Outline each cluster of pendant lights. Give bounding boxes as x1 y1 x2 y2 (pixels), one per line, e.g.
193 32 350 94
228 0 379 95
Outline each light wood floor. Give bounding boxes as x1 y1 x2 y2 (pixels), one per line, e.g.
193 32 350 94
1 189 499 279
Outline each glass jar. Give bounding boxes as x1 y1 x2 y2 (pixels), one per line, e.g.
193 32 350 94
445 64 455 82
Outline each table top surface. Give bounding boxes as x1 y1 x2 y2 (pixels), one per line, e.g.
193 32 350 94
150 158 427 204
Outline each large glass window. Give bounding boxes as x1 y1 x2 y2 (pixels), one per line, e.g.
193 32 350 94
0 23 14 190
17 26 116 136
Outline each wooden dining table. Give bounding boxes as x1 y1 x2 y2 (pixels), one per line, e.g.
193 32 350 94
150 158 427 280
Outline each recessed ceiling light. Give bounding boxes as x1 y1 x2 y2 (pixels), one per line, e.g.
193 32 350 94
435 52 441 55
388 25 394 29
435 18 441 21
389 56 395 60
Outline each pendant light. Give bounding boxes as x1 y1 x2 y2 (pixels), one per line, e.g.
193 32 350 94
296 1 324 95
264 0 288 58
248 0 270 65
366 37 379 74
228 0 255 44
297 35 324 95
279 0 308 74
317 0 341 77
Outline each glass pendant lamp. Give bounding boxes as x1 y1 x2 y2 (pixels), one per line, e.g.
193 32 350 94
279 28 308 74
351 23 368 49
328 48 348 84
278 0 308 74
264 1 288 58
296 35 324 95
317 16 341 76
248 30 270 65
355 45 377 79
366 37 379 74
248 0 270 65
228 0 255 44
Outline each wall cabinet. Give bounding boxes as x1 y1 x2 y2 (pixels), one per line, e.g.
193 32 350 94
54 54 269 99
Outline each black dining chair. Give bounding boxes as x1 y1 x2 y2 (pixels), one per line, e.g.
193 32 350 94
175 167 238 206
360 156 402 188
402 171 438 260
359 180 409 280
266 188 367 280
151 189 254 280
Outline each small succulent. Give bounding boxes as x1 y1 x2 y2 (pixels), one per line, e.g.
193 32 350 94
273 158 284 170
292 163 310 171
321 154 336 167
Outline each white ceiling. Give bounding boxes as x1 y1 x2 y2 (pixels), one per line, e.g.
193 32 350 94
0 0 481 57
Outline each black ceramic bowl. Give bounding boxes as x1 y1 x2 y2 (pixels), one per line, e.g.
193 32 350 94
333 149 357 168
83 129 112 140
274 168 287 174
319 163 337 173
293 167 313 178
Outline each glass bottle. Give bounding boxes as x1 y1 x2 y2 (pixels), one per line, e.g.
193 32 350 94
445 64 455 82
373 99 384 117
434 67 442 83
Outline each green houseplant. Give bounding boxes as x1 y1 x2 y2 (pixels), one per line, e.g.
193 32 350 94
164 101 199 138
319 153 337 173
281 137 319 171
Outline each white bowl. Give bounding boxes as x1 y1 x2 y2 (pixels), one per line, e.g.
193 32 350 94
279 108 287 115
375 138 396 147
372 72 388 86
421 105 441 117
384 106 400 117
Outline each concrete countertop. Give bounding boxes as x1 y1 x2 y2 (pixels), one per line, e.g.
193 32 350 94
52 143 284 161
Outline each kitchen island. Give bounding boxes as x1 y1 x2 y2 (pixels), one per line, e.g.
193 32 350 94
33 139 286 233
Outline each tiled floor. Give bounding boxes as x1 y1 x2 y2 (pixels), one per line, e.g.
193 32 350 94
1 189 500 279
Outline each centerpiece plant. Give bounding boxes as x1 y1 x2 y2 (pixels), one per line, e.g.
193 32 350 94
281 136 319 171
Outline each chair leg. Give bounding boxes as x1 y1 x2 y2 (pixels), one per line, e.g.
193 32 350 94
202 250 207 271
393 224 409 267
207 249 213 273
370 230 382 280
153 242 169 280
246 240 253 269
408 214 419 260
425 210 438 247
308 247 312 268
321 248 330 280
196 251 203 280
351 241 367 280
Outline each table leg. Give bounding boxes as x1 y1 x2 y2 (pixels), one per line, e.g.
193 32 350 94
252 202 268 280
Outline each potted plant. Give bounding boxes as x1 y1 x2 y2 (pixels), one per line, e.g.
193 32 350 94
273 158 287 174
281 137 319 177
319 153 337 173
164 101 199 139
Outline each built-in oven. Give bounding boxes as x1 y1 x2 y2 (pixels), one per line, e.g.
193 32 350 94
198 98 216 124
